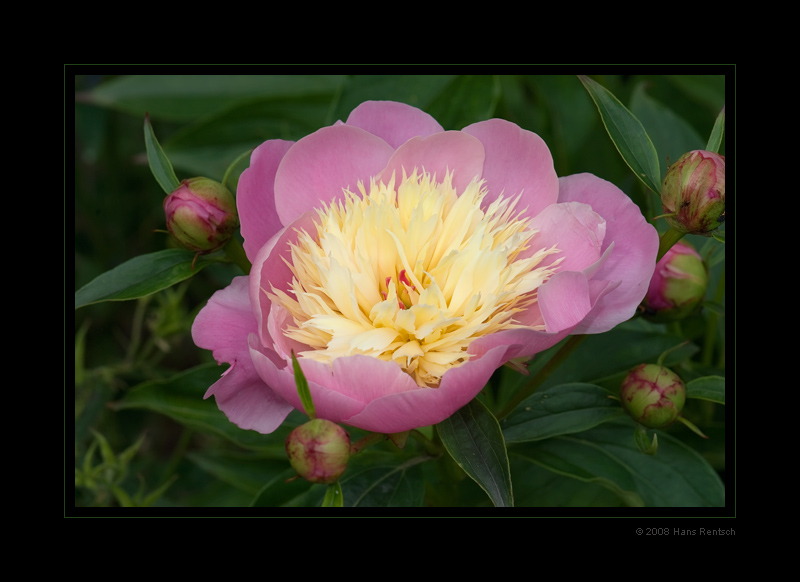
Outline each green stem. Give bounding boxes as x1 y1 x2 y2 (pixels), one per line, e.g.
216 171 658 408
222 148 254 193
160 428 193 486
225 237 251 275
657 227 685 262
124 295 151 365
703 264 725 367
350 432 385 455
409 429 445 457
497 335 587 420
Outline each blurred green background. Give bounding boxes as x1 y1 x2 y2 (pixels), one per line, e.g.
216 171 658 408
72 73 728 508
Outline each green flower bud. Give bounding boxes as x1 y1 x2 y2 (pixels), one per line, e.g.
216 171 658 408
285 419 350 484
164 177 238 253
620 364 686 428
642 241 708 323
660 150 725 236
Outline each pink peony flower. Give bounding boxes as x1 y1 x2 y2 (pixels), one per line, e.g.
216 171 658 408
192 101 659 435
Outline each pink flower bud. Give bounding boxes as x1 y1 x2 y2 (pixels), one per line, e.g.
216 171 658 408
620 364 686 428
285 419 350 484
642 241 708 323
164 177 238 253
660 150 725 236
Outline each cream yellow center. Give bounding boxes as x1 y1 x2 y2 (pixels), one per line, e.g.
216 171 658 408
267 168 562 387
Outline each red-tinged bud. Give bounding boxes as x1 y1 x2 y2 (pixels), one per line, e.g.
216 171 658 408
285 419 350 484
164 177 238 253
660 150 725 236
620 364 686 428
642 241 708 322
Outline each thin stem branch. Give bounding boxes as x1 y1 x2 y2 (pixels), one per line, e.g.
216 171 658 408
657 227 685 262
224 237 251 275
497 334 587 420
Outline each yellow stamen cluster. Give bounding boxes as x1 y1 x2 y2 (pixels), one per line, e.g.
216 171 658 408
268 168 561 387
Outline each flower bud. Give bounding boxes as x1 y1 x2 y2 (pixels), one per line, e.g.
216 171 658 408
642 241 708 322
285 418 350 484
164 177 238 253
620 364 685 428
660 150 725 236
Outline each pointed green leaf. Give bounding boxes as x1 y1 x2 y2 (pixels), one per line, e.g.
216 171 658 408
437 398 513 507
144 113 181 195
291 352 315 419
501 383 624 444
634 424 658 455
686 376 725 404
579 75 662 194
706 106 725 153
75 249 222 309
140 474 178 507
322 482 344 507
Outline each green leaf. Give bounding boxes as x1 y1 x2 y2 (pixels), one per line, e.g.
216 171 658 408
630 83 705 168
437 398 513 507
74 249 221 309
322 482 344 507
507 329 698 395
162 95 336 179
706 106 725 153
250 468 316 507
89 75 347 122
144 113 180 195
322 451 427 507
686 376 725 404
578 75 662 195
509 458 627 507
512 418 724 507
501 383 625 444
113 363 296 453
291 352 315 419
188 450 291 496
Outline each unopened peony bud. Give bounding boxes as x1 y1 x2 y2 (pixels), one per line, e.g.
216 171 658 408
164 177 238 253
285 419 350 484
660 150 725 236
620 364 685 428
642 241 708 322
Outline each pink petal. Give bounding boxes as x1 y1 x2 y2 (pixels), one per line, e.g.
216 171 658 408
468 325 572 364
345 100 445 148
249 211 320 349
191 276 293 432
205 359 294 433
273 125 395 227
192 276 255 366
557 174 659 333
248 339 367 423
537 270 594 331
237 140 294 263
344 346 511 433
527 201 607 272
462 119 559 218
376 131 485 195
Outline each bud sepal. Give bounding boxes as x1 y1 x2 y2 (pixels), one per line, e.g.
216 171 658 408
642 241 708 322
163 177 239 253
285 418 351 484
660 150 725 236
620 363 686 429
